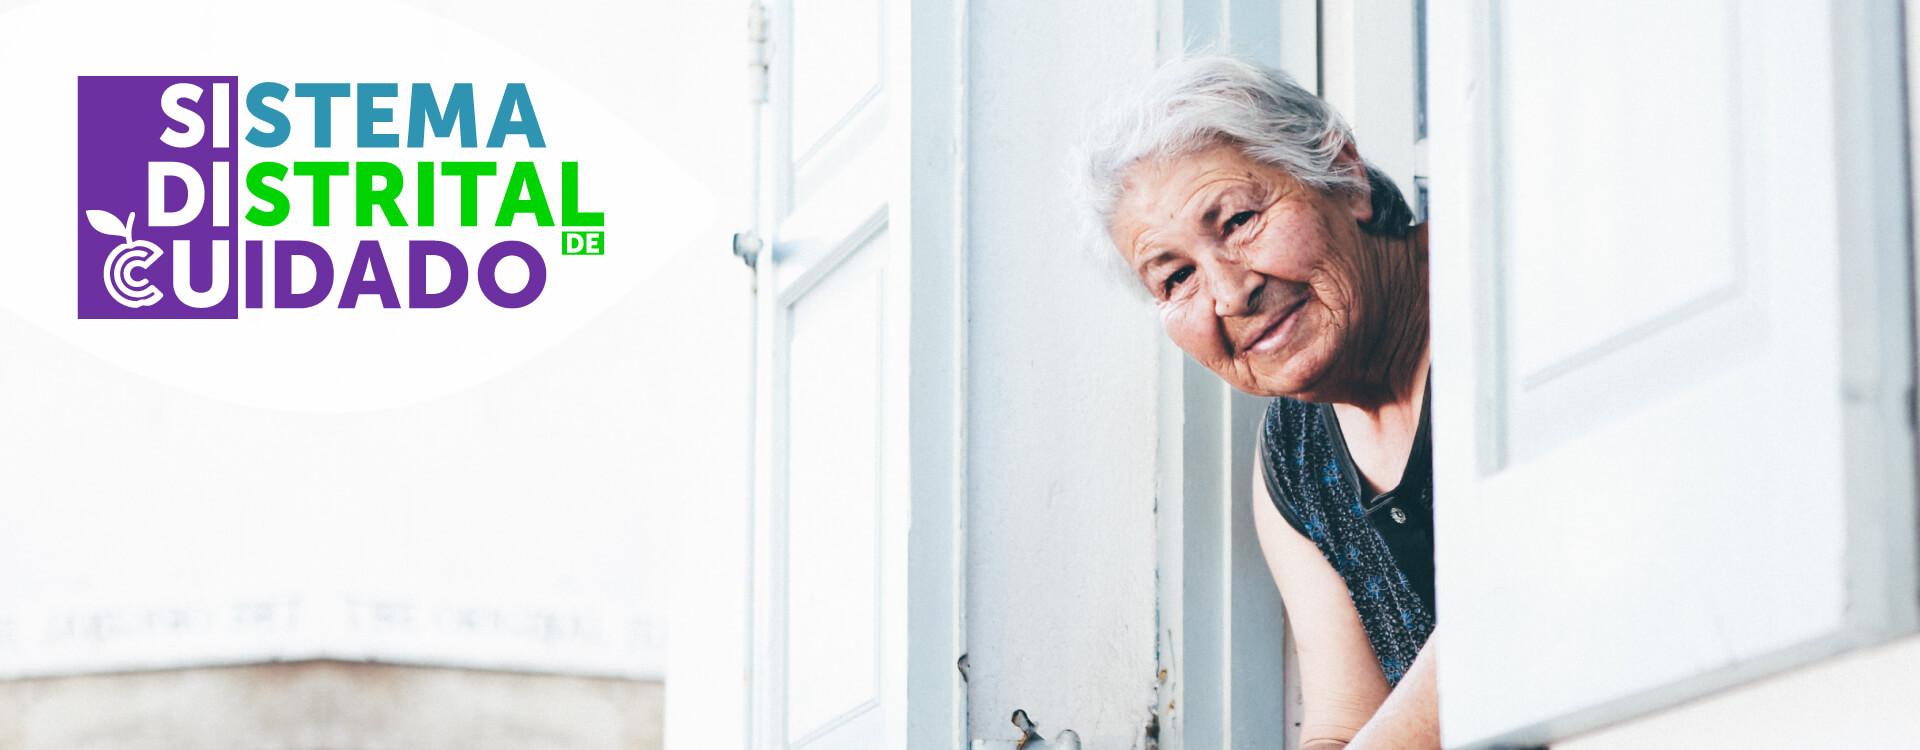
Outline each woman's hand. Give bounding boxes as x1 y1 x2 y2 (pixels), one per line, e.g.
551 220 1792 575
1342 631 1440 749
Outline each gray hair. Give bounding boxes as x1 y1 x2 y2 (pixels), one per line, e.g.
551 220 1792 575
1073 55 1414 282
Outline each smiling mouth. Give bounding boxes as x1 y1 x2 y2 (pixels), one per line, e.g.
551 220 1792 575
1241 296 1309 356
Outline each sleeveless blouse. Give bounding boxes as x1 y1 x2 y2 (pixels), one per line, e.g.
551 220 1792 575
1258 392 1436 685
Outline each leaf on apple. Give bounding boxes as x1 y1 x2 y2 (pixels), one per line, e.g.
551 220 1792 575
85 209 128 239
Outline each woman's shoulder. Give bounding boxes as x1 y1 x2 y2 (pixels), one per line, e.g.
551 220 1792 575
1260 396 1329 473
1259 397 1327 539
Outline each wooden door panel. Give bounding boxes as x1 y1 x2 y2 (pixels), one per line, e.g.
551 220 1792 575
1498 0 1761 465
781 230 889 747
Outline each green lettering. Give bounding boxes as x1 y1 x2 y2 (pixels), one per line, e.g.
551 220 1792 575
416 161 436 227
496 161 553 227
292 161 349 227
355 161 406 227
440 161 497 227
560 162 603 227
245 162 290 226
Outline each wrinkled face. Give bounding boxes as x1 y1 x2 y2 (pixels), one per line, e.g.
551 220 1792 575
1108 142 1375 399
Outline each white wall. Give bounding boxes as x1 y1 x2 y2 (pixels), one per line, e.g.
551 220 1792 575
963 1 1166 746
1555 634 1920 749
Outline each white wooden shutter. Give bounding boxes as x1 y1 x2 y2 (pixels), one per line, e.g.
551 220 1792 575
1428 1 1917 745
746 0 966 747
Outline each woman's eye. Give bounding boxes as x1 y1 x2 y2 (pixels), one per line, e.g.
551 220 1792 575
1162 266 1195 296
1224 210 1256 235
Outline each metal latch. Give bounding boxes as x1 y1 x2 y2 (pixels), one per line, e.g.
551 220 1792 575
971 709 1082 750
732 231 763 269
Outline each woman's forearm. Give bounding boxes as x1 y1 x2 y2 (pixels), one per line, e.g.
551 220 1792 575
1344 632 1441 749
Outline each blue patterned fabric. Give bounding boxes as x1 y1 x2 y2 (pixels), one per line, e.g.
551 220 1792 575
1260 396 1436 686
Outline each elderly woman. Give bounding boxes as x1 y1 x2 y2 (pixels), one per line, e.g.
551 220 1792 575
1080 57 1437 749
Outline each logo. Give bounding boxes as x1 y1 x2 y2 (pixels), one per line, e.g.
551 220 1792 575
560 230 605 256
85 210 165 308
76 77 604 320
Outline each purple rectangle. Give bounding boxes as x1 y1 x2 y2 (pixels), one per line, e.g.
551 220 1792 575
77 76 239 319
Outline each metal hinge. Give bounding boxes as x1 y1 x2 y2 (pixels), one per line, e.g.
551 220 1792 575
747 0 770 104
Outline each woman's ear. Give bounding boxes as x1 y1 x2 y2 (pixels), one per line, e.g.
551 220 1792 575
1332 140 1374 224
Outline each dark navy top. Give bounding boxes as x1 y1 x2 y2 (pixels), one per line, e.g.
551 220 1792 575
1258 389 1436 685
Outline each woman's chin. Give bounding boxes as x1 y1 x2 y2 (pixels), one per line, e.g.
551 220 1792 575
1244 357 1332 400
1228 370 1305 399
1204 344 1329 398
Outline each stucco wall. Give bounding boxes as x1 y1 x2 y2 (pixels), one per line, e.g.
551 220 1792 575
0 662 662 750
963 1 1166 746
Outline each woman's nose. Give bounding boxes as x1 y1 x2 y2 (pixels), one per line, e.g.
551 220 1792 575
1211 266 1265 318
